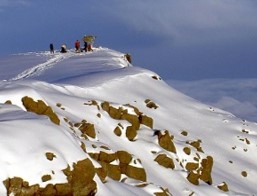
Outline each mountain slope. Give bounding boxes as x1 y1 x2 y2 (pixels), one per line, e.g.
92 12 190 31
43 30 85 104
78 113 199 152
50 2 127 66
0 48 257 195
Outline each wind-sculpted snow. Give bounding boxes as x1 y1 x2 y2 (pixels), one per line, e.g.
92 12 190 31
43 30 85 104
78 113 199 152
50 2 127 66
7 48 131 84
10 52 73 81
0 47 257 195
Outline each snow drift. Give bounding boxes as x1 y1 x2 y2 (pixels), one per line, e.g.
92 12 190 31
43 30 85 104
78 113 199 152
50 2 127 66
0 47 257 195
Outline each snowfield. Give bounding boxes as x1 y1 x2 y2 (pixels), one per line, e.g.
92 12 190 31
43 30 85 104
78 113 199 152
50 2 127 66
0 47 257 195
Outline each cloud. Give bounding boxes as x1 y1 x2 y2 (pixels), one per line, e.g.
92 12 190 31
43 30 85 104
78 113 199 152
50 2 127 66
0 0 29 7
90 0 257 80
0 0 256 81
214 96 257 121
99 0 257 45
168 78 257 122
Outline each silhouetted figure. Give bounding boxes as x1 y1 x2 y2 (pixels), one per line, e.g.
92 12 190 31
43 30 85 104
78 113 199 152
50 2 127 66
125 53 132 63
83 35 96 52
75 40 80 52
50 43 54 54
84 41 88 52
60 44 67 53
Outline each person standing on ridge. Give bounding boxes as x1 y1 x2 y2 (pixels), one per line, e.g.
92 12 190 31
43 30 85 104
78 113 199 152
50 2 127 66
83 35 96 52
84 41 88 52
60 44 67 53
50 43 54 54
75 40 80 52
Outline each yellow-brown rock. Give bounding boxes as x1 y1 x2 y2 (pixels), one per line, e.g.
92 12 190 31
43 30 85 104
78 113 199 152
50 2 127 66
101 102 127 120
187 140 203 152
84 100 100 110
3 158 97 195
122 113 140 130
89 153 101 162
101 101 110 112
95 167 107 183
158 131 176 154
40 184 56 195
217 182 229 192
145 99 158 109
22 96 60 125
183 147 191 155
241 171 247 177
109 106 123 119
4 100 12 104
63 159 97 196
185 162 199 171
98 151 117 163
124 165 146 182
3 177 40 196
139 114 153 129
187 171 200 185
100 145 110 150
154 154 175 169
199 156 213 185
181 130 188 136
100 162 121 181
23 185 41 195
154 190 170 196
81 142 87 152
114 126 122 136
89 152 121 181
126 125 137 141
54 183 72 195
41 174 52 182
45 152 56 161
56 103 62 107
117 151 132 164
79 122 96 138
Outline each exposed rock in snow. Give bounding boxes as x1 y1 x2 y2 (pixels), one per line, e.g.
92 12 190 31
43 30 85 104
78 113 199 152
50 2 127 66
0 48 257 195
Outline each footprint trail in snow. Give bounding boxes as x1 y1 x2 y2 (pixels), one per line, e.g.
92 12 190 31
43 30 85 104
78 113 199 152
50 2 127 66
10 52 76 81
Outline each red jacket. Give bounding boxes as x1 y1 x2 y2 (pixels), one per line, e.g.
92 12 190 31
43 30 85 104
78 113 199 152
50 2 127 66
75 41 80 48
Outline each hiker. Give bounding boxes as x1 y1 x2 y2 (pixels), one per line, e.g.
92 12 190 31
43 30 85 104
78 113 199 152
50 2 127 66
125 53 132 63
60 44 67 53
83 41 88 52
50 43 54 54
83 35 96 52
75 40 80 52
87 44 93 52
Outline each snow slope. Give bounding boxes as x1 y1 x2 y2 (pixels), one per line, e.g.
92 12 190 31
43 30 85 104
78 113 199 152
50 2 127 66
168 79 257 123
0 48 257 195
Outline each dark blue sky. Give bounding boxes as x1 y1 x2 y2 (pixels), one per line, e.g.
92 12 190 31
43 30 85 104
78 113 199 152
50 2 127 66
0 0 257 80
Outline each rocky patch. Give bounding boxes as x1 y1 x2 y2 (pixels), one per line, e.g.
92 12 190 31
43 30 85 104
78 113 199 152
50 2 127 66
154 154 175 170
3 158 97 196
156 130 176 154
45 152 56 161
89 150 147 182
101 101 153 141
22 96 60 125
186 156 214 185
145 99 158 109
217 182 229 192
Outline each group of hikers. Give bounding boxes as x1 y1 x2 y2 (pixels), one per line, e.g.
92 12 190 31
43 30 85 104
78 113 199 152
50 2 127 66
49 35 96 54
49 35 132 64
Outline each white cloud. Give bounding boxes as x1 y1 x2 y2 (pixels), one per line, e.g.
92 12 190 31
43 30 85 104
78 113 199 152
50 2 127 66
214 96 257 121
0 0 9 7
168 78 257 122
0 0 29 7
102 0 257 45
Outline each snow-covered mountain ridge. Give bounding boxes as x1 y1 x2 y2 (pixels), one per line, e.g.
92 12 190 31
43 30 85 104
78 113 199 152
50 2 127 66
0 48 256 195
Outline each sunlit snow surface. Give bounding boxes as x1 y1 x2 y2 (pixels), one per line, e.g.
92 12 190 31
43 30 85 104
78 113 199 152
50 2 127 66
0 47 257 195
169 79 257 123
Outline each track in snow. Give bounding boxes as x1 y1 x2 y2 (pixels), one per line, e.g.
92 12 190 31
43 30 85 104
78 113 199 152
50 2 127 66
10 51 76 81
